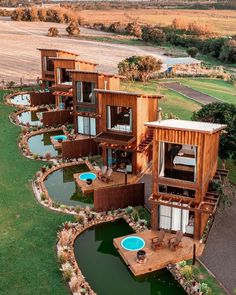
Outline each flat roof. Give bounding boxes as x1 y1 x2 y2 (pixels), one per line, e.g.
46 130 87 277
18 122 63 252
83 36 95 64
95 89 163 99
145 119 227 134
69 70 124 78
50 57 98 65
37 48 79 56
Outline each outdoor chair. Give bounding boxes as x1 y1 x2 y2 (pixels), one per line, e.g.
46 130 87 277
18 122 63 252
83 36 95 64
168 230 183 251
151 229 165 250
102 167 113 183
97 166 107 180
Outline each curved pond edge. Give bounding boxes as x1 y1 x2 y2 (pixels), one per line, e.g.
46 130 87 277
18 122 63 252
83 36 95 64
57 212 148 295
33 160 95 214
19 126 64 161
4 91 33 107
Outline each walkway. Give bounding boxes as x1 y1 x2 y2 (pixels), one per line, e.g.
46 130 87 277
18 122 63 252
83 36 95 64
161 82 218 105
200 185 236 295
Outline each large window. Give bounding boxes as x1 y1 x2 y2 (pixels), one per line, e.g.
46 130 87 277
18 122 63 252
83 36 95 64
159 205 194 235
107 149 133 173
76 82 95 104
159 142 197 182
57 68 72 85
44 57 54 72
107 106 132 133
78 116 96 136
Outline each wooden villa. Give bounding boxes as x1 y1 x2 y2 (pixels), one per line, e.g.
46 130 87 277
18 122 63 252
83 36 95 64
94 90 163 175
145 119 227 240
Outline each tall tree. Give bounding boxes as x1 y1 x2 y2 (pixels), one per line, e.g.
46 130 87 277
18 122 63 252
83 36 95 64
192 102 236 168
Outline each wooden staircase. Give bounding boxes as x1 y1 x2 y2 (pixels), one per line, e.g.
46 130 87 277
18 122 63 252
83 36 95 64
136 134 153 153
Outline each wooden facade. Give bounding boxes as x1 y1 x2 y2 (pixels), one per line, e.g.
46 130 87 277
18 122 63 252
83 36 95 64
38 49 79 89
145 119 226 240
42 110 73 127
30 92 55 106
94 183 144 212
94 90 162 174
70 70 121 133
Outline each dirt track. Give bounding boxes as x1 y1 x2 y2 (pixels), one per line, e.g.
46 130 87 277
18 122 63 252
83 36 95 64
0 17 198 84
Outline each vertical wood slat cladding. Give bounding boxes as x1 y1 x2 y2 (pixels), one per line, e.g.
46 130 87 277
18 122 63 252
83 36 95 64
30 92 55 106
42 110 73 127
94 183 144 212
61 138 98 159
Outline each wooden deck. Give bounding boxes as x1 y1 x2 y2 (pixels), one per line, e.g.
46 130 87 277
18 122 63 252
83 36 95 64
74 170 138 194
113 230 205 276
51 134 90 149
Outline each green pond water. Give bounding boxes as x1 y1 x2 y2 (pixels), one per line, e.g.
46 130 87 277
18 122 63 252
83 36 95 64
17 110 44 126
11 93 30 105
74 219 186 295
44 164 94 207
28 130 64 157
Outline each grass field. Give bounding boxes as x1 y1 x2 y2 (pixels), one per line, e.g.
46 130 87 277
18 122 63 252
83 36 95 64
121 80 201 120
0 90 73 295
178 79 236 104
81 9 236 36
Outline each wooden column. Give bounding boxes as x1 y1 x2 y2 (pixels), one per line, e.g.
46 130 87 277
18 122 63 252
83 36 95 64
151 202 158 231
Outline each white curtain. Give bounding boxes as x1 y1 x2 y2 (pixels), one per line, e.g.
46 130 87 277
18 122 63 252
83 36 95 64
107 106 111 129
159 142 165 177
181 205 190 234
90 118 96 136
159 205 171 230
78 116 83 134
171 202 181 231
194 146 197 182
57 68 61 84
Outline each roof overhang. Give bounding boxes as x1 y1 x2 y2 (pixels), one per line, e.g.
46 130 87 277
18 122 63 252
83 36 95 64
94 132 136 146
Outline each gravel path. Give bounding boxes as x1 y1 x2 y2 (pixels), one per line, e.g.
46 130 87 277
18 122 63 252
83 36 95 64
161 82 218 105
0 17 199 84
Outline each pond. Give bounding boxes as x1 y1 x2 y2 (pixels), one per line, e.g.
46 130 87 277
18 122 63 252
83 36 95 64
44 164 94 207
17 110 45 126
28 130 64 157
74 219 186 295
10 93 30 105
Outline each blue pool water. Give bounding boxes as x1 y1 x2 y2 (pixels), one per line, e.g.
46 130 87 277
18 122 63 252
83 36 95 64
121 236 145 251
79 172 97 181
53 135 67 141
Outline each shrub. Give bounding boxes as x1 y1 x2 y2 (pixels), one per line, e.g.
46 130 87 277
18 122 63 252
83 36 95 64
125 22 142 38
32 154 39 160
178 260 187 268
186 47 199 58
180 265 194 280
58 253 67 264
200 283 213 295
47 27 59 37
126 206 133 215
118 55 162 82
40 192 46 201
45 152 52 161
141 25 166 44
220 39 236 63
75 205 81 213
75 214 84 224
66 22 80 36
131 209 139 222
62 266 74 281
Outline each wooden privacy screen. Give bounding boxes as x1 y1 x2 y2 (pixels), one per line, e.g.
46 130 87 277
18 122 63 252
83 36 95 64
42 110 73 127
62 138 98 158
94 182 144 212
30 92 55 106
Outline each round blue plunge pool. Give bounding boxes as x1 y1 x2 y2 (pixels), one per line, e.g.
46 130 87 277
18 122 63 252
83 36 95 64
79 172 97 181
121 236 145 251
53 135 67 141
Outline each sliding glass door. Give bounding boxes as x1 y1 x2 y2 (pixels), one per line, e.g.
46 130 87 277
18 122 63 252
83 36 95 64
78 116 96 136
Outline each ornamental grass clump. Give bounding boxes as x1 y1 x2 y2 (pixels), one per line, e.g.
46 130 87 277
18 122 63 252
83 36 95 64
180 265 194 281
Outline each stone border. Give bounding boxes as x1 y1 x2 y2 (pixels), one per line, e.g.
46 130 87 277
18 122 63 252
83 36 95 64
4 91 33 107
33 159 95 214
57 210 147 295
18 126 64 161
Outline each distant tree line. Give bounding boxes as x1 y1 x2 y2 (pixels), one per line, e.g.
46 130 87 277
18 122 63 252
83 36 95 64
93 19 236 63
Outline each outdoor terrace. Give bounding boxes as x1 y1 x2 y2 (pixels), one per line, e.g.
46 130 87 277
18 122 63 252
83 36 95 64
113 230 204 276
74 170 138 194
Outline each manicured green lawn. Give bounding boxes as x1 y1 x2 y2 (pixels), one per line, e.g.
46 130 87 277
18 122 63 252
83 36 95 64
0 90 72 295
177 78 236 104
121 80 201 120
